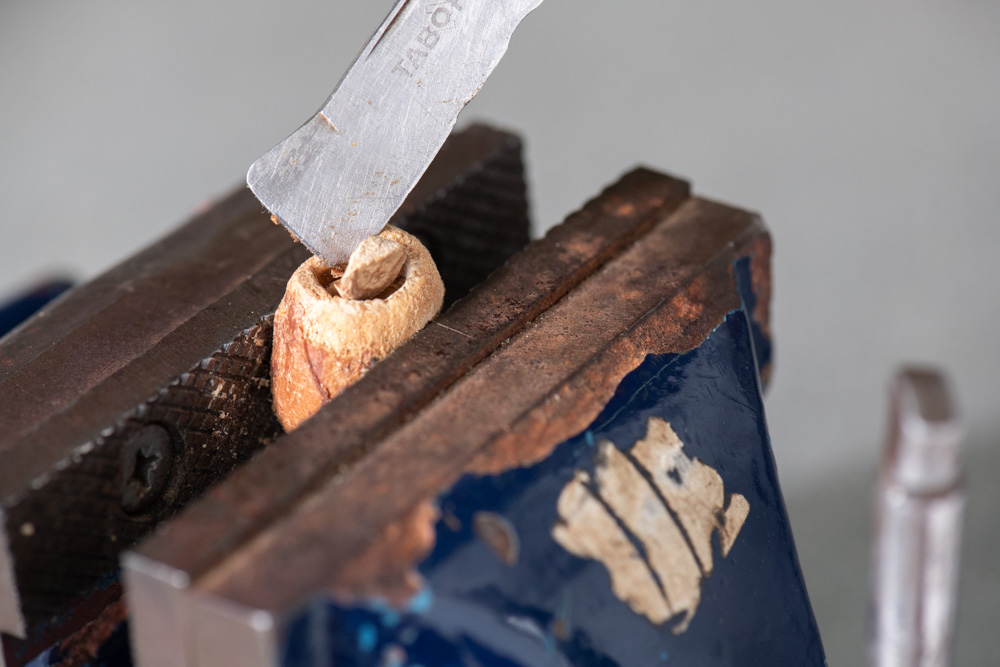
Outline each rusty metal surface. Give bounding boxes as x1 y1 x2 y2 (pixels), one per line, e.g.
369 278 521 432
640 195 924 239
245 0 544 266
0 125 532 654
123 169 776 666
200 197 767 613
133 168 691 585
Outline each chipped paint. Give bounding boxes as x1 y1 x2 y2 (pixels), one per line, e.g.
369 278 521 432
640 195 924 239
553 417 748 634
473 512 520 566
274 308 825 666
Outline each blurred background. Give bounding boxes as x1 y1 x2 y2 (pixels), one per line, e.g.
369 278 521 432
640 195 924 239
1 1 997 663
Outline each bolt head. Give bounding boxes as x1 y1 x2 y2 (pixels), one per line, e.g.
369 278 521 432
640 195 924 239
121 424 175 513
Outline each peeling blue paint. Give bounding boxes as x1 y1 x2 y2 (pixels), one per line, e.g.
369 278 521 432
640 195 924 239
278 258 824 666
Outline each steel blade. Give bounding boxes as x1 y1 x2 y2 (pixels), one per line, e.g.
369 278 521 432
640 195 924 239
247 0 544 266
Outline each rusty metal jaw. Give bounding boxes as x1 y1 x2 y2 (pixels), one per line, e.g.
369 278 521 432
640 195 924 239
0 125 531 666
117 170 816 667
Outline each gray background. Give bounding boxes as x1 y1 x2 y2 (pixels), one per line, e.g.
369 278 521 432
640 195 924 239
1 1 997 663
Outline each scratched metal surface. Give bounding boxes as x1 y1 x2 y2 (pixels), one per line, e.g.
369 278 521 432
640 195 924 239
276 262 820 666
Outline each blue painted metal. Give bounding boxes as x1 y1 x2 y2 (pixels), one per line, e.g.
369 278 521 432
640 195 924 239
279 258 825 667
0 279 73 338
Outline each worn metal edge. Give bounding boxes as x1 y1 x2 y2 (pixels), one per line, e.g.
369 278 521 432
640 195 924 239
172 200 770 667
124 169 694 667
129 168 691 583
195 197 766 612
120 551 192 667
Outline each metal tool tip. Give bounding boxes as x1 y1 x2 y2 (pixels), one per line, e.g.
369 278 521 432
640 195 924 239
886 367 963 493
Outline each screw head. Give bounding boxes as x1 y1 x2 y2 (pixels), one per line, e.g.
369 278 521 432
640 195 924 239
121 424 175 513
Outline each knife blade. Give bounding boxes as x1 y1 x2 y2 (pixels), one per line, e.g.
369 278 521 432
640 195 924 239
247 0 544 266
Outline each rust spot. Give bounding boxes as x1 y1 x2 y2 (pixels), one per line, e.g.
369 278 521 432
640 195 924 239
333 502 439 606
550 614 570 641
442 510 461 532
473 512 520 566
468 275 739 477
55 597 128 666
